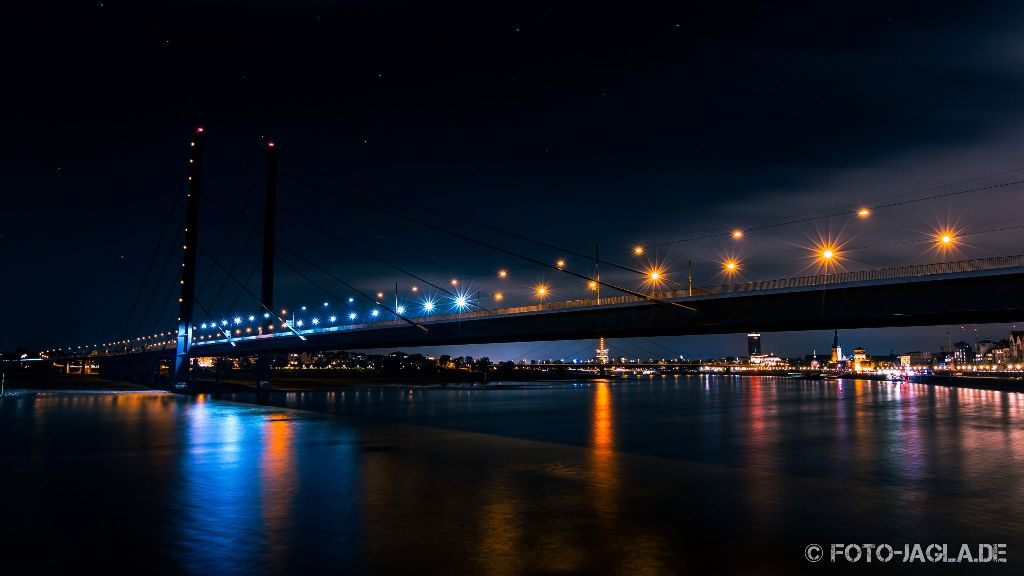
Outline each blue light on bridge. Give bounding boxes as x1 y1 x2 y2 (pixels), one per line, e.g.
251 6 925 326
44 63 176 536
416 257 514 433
329 315 337 323
422 299 436 313
323 302 329 307
396 306 406 315
201 323 207 329
370 309 380 318
233 317 242 325
296 320 304 327
453 294 469 311
348 312 357 321
263 312 271 319
248 315 255 322
348 297 354 303
312 318 320 325
221 320 228 326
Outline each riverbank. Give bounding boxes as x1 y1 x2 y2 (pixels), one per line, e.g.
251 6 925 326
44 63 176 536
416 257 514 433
5 368 1024 394
1 372 152 394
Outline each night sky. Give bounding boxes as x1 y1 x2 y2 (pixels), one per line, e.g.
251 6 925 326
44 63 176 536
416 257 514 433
4 1 1023 358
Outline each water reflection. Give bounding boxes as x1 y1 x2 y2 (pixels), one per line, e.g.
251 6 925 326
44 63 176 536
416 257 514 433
589 381 617 519
6 378 1024 574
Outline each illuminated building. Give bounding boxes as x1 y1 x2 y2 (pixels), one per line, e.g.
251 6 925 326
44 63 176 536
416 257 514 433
596 337 609 364
953 341 973 366
1011 331 1024 362
851 346 874 372
829 330 844 363
747 332 761 357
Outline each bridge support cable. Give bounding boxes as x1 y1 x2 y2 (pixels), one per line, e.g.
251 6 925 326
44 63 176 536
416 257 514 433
196 245 306 341
122 180 186 336
278 206 464 303
202 208 263 312
642 175 1024 252
289 173 693 290
201 192 428 331
197 176 264 299
135 225 183 337
279 173 695 312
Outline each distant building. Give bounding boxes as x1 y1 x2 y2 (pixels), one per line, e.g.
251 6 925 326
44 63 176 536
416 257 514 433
1010 331 1024 362
953 341 973 366
851 346 874 372
596 337 609 364
899 351 932 368
747 333 762 357
830 330 844 363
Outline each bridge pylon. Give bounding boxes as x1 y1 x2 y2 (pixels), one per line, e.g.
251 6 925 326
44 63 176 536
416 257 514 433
173 127 204 390
256 140 277 390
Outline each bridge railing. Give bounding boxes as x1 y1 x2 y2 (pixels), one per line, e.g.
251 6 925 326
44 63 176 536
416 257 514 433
192 254 1024 342
409 254 1024 323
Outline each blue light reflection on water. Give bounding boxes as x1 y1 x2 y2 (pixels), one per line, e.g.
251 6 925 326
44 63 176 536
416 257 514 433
172 396 362 575
5 377 1024 574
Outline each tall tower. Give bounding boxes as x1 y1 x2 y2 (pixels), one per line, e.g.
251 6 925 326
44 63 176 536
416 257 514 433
830 330 843 362
256 140 277 389
747 332 761 356
174 127 204 390
596 337 609 364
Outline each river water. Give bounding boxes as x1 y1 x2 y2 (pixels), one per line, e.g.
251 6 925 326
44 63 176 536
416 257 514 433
3 376 1024 574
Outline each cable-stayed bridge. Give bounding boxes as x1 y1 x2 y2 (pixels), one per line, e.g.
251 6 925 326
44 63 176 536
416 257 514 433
39 128 1024 390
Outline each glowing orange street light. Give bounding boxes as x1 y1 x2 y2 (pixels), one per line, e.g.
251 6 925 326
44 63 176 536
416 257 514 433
498 269 508 279
633 246 644 255
556 259 566 269
411 285 419 292
820 247 836 261
494 292 504 301
450 278 459 286
535 284 549 299
937 231 956 246
857 208 871 218
588 280 598 290
732 229 743 239
723 259 739 273
377 292 385 299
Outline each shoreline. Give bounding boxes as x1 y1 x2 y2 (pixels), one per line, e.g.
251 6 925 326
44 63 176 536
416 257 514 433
4 370 1024 395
